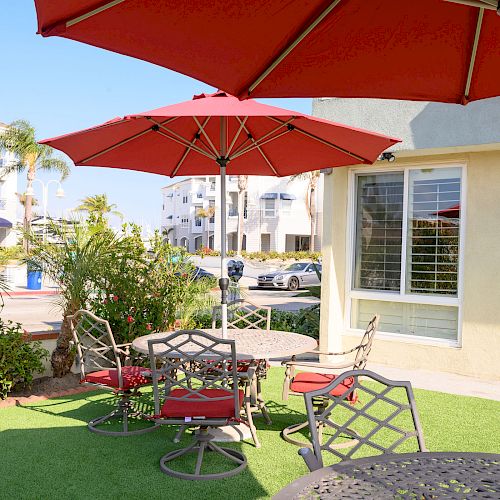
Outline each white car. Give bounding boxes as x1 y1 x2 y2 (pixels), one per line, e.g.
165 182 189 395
257 262 322 291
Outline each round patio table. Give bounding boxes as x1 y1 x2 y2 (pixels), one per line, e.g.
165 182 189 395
131 328 317 359
131 328 317 443
273 452 500 499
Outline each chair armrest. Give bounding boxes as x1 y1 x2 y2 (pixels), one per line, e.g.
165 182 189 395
312 345 360 356
282 360 355 370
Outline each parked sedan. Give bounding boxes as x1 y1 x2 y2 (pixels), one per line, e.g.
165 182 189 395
257 262 321 291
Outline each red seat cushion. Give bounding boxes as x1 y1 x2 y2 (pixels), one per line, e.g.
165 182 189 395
83 365 151 390
290 372 356 401
161 388 244 418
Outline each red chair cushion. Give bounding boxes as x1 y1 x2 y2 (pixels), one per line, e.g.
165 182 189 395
83 366 151 390
290 372 356 401
161 388 244 418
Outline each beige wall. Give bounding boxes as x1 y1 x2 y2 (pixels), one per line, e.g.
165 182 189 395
321 150 500 380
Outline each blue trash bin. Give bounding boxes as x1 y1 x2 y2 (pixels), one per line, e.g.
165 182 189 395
27 271 42 290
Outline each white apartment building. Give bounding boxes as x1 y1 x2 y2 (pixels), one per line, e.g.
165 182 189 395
161 175 323 253
0 121 19 247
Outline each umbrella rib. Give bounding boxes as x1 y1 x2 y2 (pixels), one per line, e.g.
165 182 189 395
172 116 212 176
247 0 343 96
230 118 296 158
62 0 126 30
232 117 280 175
192 116 219 157
78 117 179 164
147 118 217 160
266 116 368 163
464 7 484 100
445 0 496 9
226 116 249 157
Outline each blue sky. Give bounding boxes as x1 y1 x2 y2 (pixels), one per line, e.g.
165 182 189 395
0 1 312 230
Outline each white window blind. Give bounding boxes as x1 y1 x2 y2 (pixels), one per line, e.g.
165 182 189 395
354 173 404 292
407 168 461 296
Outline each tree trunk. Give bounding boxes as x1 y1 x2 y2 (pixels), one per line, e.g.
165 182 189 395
237 193 244 253
51 313 76 378
309 186 316 253
23 166 35 252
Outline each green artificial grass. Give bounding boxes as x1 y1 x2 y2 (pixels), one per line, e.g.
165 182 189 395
1 368 499 500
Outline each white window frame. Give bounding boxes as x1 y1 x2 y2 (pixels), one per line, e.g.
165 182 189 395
281 198 293 215
345 161 467 348
181 217 189 228
263 198 277 218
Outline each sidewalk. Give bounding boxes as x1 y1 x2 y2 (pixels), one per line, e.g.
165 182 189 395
271 358 500 401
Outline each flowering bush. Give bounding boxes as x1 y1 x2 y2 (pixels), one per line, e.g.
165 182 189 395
89 225 214 343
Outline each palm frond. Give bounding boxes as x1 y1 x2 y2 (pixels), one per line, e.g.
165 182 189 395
39 156 70 180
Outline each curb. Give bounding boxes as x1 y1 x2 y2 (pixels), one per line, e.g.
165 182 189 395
0 385 96 409
1 290 60 297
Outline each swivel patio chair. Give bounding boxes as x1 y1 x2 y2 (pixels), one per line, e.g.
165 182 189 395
68 309 156 436
212 299 272 424
147 329 257 480
298 369 427 472
281 314 378 447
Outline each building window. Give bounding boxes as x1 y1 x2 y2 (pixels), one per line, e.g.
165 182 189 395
194 216 202 227
349 165 464 343
209 177 216 190
182 195 188 204
243 192 248 219
197 192 203 199
181 217 189 228
209 200 215 223
281 199 292 215
263 199 276 218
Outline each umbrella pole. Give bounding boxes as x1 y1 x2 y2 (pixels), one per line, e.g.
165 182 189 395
219 159 229 339
218 116 229 339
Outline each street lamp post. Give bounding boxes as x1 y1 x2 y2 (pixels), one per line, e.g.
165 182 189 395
25 179 65 242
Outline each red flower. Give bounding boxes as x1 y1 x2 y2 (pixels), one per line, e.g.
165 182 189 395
127 315 134 323
113 295 119 302
146 323 152 331
181 273 188 278
103 298 108 304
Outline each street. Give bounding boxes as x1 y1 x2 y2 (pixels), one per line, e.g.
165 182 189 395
2 257 319 332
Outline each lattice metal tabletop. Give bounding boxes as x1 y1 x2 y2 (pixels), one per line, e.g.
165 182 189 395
131 329 317 360
273 452 500 499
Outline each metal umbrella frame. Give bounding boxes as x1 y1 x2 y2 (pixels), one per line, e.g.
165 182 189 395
41 92 399 337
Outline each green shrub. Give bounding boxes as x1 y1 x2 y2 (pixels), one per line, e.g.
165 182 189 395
240 250 321 262
0 246 24 267
0 320 49 399
270 305 320 339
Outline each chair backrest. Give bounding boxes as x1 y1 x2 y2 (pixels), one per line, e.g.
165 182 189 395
68 309 122 386
212 299 271 331
147 329 241 422
353 315 379 370
303 369 426 469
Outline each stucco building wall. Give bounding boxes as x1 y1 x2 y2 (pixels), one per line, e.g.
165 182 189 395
321 152 500 380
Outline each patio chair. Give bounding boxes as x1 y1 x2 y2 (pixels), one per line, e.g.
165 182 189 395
147 329 257 480
281 314 378 447
212 299 272 424
298 369 427 472
68 309 156 436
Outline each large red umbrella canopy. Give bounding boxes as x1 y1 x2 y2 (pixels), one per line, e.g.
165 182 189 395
35 0 500 104
40 91 399 176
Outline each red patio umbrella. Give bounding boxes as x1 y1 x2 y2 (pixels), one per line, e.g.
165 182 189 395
41 91 399 335
35 0 500 104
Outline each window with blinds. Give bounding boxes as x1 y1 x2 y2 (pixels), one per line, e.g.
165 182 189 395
407 168 461 296
354 173 404 292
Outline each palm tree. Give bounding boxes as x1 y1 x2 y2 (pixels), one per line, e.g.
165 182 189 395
75 194 123 224
0 120 70 249
196 206 216 249
16 192 39 207
290 171 321 252
237 175 248 253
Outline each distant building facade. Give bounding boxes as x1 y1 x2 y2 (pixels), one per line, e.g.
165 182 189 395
161 175 323 253
0 121 19 247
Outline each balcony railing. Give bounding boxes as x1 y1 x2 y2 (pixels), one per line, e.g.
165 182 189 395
0 198 7 210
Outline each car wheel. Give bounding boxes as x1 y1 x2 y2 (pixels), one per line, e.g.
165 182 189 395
287 276 299 291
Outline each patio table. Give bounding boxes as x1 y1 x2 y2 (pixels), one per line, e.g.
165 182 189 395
131 328 317 360
273 452 500 499
132 328 317 442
